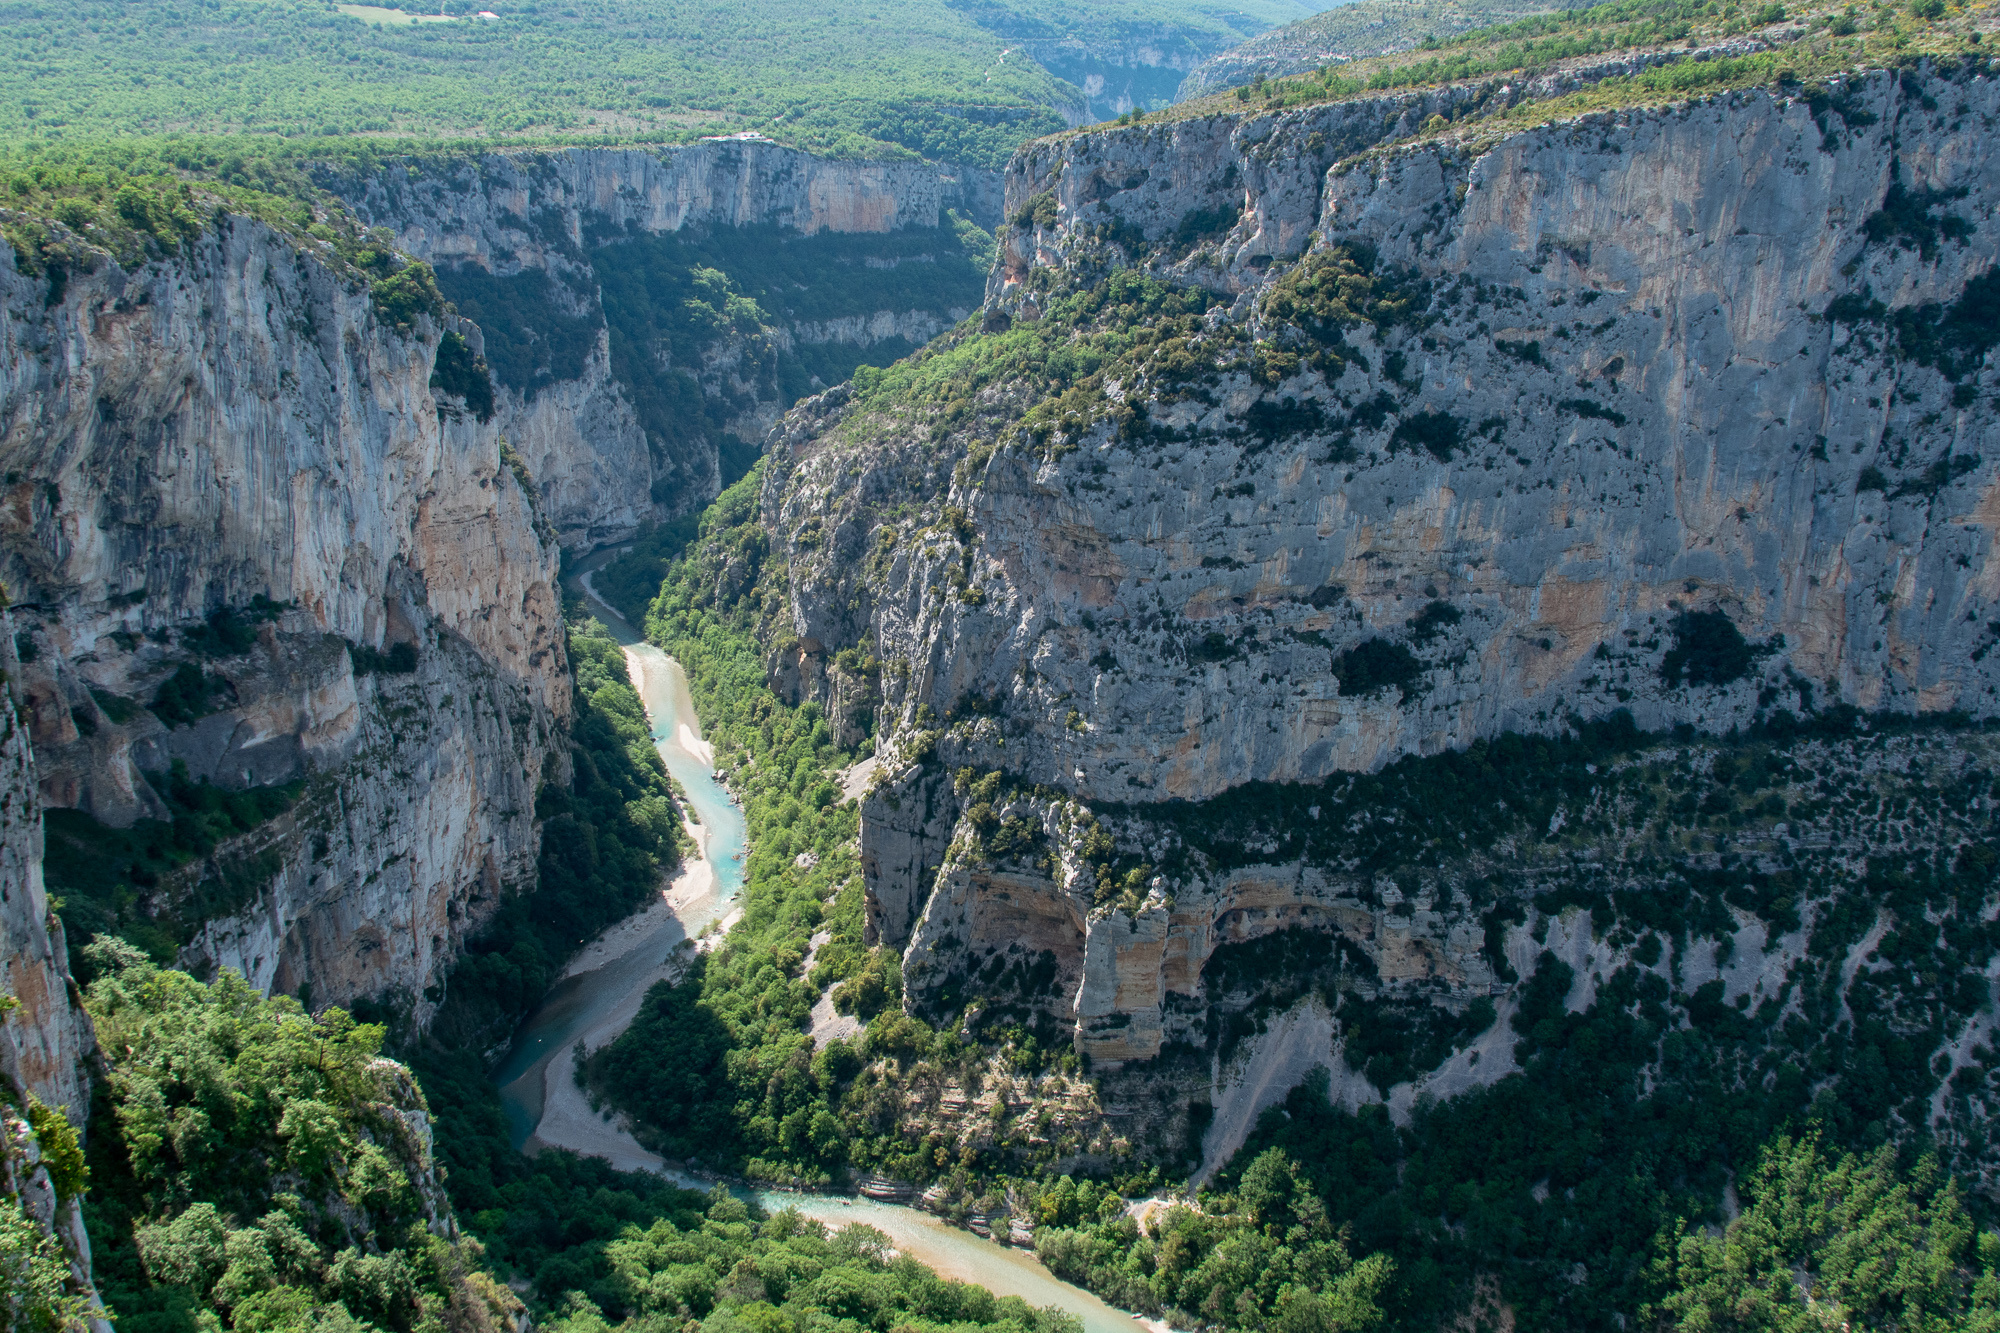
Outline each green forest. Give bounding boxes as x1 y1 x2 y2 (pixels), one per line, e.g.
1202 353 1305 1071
0 0 1309 166
58 938 1106 1333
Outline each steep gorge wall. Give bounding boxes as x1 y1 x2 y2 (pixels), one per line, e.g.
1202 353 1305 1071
0 214 566 1024
331 143 1004 548
756 68 2000 1076
1 643 105 1329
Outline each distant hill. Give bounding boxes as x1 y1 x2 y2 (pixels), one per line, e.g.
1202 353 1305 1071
1175 0 1589 99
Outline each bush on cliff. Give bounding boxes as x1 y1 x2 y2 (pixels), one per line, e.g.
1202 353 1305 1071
428 330 494 423
370 261 444 332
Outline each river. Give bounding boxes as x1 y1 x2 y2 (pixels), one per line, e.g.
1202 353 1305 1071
491 559 1152 1333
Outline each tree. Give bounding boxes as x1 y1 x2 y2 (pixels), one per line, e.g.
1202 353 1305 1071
1647 1131 2000 1332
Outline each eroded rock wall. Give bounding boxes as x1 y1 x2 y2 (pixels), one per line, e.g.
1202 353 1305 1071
0 214 565 1023
754 70 2000 1073
775 72 2000 803
0 657 91 1121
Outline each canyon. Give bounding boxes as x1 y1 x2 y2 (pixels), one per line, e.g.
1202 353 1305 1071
0 135 1003 1322
0 211 565 1026
0 137 995 1029
4 19 2000 1327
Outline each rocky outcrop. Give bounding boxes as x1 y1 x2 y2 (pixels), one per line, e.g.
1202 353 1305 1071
0 668 90 1121
0 213 565 1023
338 142 997 258
958 2 1304 120
328 143 1002 548
1017 32 1249 121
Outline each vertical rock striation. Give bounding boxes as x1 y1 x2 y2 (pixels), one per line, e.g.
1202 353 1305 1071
0 655 105 1329
0 213 565 1023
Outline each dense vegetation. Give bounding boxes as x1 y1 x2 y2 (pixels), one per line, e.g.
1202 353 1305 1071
1040 1150 1395 1332
541 1191 1084 1333
0 0 1067 163
592 518 704 627
77 941 524 1333
1649 1132 2000 1331
59 945 1085 1333
1166 0 1990 133
1177 0 1591 97
1039 1130 2000 1333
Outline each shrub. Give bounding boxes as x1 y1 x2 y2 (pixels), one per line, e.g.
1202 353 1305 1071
371 261 444 331
150 662 227 726
429 330 495 422
349 640 418 675
1389 410 1464 460
1333 638 1422 697
1659 610 1770 688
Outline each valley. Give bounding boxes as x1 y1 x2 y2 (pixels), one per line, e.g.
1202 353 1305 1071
5 0 2000 1330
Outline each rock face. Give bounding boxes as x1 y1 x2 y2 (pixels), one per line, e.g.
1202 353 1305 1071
0 654 106 1330
1011 30 1264 120
331 143 1003 548
759 69 2000 1064
0 670 90 1120
0 214 565 1023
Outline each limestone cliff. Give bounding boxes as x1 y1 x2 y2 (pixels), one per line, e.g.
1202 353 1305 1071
0 211 565 1024
329 143 1002 548
778 68 2000 801
752 66 2000 1118
0 660 89 1120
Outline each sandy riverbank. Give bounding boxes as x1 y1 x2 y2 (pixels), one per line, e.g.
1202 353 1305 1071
526 849 742 1169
